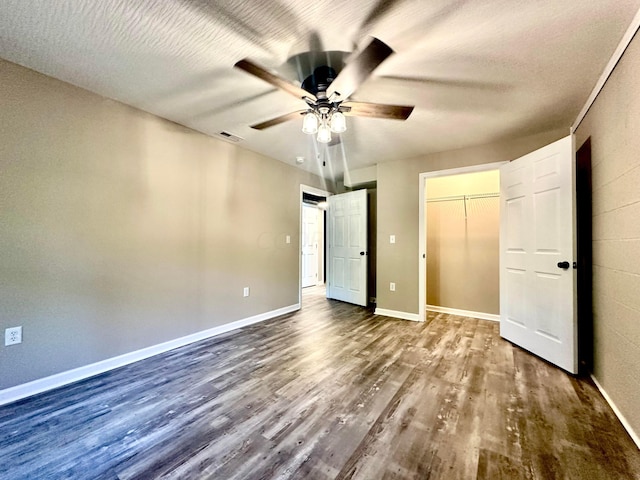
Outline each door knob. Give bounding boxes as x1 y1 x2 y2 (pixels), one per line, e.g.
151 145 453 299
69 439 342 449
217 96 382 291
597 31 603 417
557 261 570 269
360 251 367 256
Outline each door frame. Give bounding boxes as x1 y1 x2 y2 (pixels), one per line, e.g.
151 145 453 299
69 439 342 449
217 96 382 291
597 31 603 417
418 161 507 322
299 184 332 305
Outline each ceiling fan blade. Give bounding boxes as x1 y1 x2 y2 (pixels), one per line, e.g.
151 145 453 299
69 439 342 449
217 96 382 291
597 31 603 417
342 101 414 120
235 59 316 102
326 37 394 100
250 110 306 130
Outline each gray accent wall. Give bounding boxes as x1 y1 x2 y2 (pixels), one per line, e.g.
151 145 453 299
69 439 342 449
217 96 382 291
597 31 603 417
574 31 640 437
0 59 330 389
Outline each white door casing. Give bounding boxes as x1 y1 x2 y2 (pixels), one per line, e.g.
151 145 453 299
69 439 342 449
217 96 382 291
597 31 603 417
327 190 368 306
302 204 319 288
500 135 577 373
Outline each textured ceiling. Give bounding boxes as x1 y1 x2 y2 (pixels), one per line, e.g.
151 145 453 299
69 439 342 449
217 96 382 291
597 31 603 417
1 0 639 181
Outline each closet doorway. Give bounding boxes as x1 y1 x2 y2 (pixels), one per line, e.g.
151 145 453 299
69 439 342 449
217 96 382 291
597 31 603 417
418 162 506 322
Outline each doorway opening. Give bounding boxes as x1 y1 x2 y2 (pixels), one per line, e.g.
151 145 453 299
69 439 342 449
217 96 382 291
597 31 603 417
302 194 326 289
418 162 507 322
576 137 593 374
299 185 331 306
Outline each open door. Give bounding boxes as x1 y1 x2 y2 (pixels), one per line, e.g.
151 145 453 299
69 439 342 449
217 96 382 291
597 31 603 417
327 190 368 306
500 135 577 373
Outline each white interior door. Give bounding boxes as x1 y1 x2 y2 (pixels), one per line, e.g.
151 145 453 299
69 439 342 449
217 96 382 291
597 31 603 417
301 204 319 288
327 190 368 306
500 135 577 373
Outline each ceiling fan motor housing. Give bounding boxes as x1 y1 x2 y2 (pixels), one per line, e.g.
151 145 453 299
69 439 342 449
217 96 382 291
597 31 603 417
302 66 338 96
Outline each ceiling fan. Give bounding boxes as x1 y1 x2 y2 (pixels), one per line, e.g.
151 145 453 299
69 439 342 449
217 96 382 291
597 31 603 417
234 37 414 144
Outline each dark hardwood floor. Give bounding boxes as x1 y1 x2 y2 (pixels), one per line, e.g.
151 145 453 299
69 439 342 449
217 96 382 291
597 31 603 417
1 286 638 479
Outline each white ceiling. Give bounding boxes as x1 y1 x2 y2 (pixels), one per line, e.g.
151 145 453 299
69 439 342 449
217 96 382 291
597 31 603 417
1 1 638 181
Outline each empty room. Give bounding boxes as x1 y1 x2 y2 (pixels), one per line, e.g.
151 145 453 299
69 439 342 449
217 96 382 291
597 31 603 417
1 1 639 479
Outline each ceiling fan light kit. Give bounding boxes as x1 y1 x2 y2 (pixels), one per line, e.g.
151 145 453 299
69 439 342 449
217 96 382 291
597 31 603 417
302 112 318 134
317 123 332 143
329 111 347 133
303 106 347 143
234 37 414 146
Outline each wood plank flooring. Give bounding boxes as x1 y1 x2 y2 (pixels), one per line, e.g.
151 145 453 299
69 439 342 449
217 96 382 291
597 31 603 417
1 286 639 479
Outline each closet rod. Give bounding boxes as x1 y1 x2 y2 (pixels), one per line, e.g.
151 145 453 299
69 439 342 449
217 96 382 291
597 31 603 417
425 192 500 203
426 192 499 220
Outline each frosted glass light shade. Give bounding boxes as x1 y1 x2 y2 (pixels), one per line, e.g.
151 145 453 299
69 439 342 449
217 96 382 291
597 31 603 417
302 112 318 134
317 124 332 143
330 111 346 133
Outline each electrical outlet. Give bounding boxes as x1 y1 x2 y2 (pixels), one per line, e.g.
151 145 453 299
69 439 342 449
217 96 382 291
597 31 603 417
5 326 22 346
286 235 291 244
243 287 250 297
390 282 396 292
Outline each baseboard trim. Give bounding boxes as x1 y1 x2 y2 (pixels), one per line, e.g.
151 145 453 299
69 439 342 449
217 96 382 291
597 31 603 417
426 305 500 322
590 374 640 450
0 303 300 407
374 308 421 322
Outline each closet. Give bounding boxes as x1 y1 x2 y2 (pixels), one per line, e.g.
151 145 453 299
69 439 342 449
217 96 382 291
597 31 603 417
425 169 500 317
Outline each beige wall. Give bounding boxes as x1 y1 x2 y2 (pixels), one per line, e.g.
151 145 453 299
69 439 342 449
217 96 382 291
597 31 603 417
0 59 331 390
574 31 640 437
426 170 500 314
376 128 566 315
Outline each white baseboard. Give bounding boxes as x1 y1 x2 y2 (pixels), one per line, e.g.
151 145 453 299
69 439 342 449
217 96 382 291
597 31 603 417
0 303 300 407
426 304 500 322
374 308 421 322
590 374 640 450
